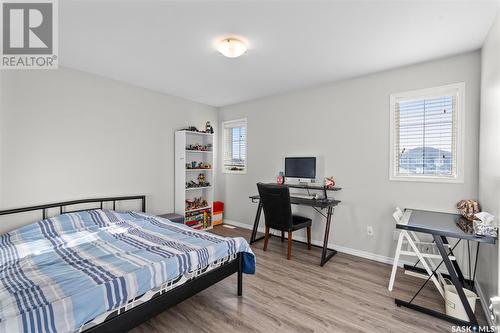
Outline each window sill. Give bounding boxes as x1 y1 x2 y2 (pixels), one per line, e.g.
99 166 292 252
223 170 247 175
390 174 464 184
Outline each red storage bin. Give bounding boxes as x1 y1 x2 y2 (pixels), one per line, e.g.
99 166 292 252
213 201 224 226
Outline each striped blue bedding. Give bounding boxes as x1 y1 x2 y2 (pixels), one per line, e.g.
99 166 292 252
0 210 255 333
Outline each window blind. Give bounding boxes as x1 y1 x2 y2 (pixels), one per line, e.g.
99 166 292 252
394 94 457 177
223 119 247 173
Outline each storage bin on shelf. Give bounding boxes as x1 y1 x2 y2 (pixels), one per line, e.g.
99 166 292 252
213 201 224 226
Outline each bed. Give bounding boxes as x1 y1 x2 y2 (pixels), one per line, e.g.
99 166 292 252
0 196 255 333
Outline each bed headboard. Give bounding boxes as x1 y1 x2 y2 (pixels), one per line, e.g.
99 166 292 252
0 195 146 220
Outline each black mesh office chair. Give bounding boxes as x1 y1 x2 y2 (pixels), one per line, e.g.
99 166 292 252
257 183 312 260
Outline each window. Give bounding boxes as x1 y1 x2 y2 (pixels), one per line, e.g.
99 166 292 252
390 83 464 183
223 118 247 174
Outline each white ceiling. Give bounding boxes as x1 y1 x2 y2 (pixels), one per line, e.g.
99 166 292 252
60 1 500 107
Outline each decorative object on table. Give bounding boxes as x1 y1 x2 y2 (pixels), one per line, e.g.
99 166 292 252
456 200 481 221
277 171 284 185
473 212 498 237
324 176 336 189
456 217 474 234
205 121 214 134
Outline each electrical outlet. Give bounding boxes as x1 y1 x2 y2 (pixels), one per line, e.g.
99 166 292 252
367 226 374 236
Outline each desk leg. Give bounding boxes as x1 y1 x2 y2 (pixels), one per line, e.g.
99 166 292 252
237 253 243 296
442 236 466 284
250 202 264 244
320 206 338 266
434 234 478 328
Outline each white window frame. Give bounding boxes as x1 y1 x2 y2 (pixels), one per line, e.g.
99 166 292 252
389 82 465 183
222 118 247 174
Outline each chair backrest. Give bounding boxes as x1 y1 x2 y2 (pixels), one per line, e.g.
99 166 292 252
257 183 293 231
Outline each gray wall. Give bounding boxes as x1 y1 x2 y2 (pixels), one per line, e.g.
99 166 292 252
0 67 217 233
0 74 3 208
478 12 500 309
217 51 481 261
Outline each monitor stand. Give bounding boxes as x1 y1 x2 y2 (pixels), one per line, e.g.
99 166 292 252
285 178 315 184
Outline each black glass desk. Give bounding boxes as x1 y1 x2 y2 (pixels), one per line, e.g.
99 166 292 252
395 209 496 329
249 183 341 266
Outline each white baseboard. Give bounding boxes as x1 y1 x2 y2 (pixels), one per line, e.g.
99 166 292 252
223 219 412 267
223 219 491 316
223 219 252 230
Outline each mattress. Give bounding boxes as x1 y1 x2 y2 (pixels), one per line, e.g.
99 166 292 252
0 210 255 333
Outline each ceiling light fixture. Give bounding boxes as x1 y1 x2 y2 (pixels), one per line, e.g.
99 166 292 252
216 38 247 58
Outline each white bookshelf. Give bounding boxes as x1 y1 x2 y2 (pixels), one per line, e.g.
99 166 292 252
175 130 214 230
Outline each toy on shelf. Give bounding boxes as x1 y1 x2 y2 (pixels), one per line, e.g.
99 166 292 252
181 126 199 132
185 208 212 229
186 161 212 170
186 143 213 152
186 173 211 189
198 173 207 186
185 197 208 211
180 122 213 135
205 121 214 134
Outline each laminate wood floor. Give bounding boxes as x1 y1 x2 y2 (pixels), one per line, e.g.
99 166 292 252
131 225 487 333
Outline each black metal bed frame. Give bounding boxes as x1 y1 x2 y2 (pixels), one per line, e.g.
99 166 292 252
0 195 147 219
0 195 244 333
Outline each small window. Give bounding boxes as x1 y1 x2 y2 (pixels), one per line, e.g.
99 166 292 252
390 83 464 183
223 119 247 174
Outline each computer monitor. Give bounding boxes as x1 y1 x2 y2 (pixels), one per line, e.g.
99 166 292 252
285 157 316 183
